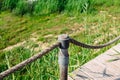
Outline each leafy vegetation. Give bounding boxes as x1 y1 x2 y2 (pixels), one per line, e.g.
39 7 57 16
3 0 19 11
1 0 120 16
34 0 59 15
1 0 94 16
0 46 59 80
0 0 120 80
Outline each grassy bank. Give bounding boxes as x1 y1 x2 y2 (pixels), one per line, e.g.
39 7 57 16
0 0 120 80
1 0 93 15
1 0 120 16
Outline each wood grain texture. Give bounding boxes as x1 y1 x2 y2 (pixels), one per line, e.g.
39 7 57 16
69 43 120 80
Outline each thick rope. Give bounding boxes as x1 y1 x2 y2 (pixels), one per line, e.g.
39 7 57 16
1 35 120 79
70 36 120 49
0 42 60 79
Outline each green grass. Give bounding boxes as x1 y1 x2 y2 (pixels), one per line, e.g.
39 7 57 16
1 0 120 16
94 0 120 7
2 0 19 11
34 0 59 15
0 46 59 80
0 40 117 80
0 0 120 80
1 0 94 16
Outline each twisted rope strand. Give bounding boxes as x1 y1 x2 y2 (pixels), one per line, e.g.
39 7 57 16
70 36 120 49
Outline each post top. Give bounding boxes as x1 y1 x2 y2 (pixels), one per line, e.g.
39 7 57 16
58 34 69 49
58 34 69 41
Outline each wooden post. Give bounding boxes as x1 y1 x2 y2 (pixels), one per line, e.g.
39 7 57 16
58 34 69 80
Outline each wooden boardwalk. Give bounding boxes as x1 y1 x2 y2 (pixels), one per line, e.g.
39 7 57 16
68 43 120 80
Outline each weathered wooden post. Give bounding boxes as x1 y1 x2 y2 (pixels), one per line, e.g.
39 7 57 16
58 34 69 80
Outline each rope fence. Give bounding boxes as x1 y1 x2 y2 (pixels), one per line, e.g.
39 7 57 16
0 34 120 80
70 36 120 49
0 42 60 79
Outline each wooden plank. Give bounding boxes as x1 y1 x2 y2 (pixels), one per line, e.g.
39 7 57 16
81 61 115 79
95 49 120 75
70 68 93 80
69 43 120 80
112 43 120 53
68 76 73 80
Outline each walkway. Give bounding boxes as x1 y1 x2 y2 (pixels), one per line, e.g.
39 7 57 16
68 43 120 80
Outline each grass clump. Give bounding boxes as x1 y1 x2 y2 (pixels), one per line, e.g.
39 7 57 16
14 1 28 16
0 0 3 11
3 0 19 11
65 0 93 14
0 46 59 80
1 0 94 16
94 0 120 7
34 0 59 15
15 0 36 16
1 0 120 16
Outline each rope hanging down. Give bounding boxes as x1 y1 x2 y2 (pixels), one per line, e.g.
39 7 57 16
70 36 120 49
0 42 60 79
